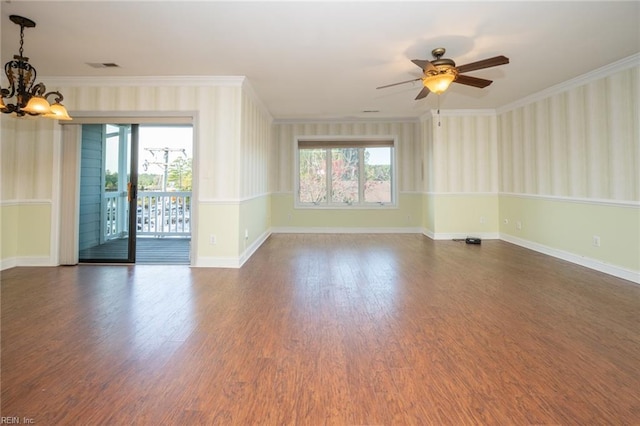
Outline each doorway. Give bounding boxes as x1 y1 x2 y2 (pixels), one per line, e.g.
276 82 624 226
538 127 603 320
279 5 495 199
77 123 192 264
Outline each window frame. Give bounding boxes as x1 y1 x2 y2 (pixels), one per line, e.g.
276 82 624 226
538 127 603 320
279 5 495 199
294 136 398 209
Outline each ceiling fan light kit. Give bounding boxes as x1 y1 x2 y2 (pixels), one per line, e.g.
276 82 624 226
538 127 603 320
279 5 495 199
377 47 509 101
0 15 72 120
422 67 458 94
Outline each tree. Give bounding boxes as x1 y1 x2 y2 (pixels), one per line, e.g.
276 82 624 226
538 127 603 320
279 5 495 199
331 148 359 203
299 149 327 203
167 157 192 190
138 173 163 190
104 170 118 191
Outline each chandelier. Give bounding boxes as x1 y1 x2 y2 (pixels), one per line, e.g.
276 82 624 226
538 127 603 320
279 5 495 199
0 15 72 120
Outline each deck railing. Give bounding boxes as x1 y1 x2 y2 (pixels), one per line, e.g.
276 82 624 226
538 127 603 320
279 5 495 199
104 191 191 240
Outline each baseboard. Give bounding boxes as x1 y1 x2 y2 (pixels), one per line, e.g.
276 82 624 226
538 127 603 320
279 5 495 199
1 257 18 271
271 226 423 234
6 233 635 285
238 229 271 267
193 256 242 268
193 229 272 269
1 256 55 271
422 230 500 241
500 234 640 284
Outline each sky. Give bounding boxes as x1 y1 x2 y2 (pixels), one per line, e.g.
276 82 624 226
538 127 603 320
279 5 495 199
138 126 193 174
105 125 193 174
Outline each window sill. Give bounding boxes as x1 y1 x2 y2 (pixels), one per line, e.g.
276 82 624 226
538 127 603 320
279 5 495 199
295 203 398 210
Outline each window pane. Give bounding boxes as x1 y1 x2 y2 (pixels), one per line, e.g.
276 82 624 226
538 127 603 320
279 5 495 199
299 149 327 203
364 147 391 203
104 132 120 192
331 148 359 203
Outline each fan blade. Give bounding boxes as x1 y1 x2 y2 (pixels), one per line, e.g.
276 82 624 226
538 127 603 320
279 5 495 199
376 78 421 90
415 87 430 100
454 74 493 88
456 55 509 73
411 59 436 71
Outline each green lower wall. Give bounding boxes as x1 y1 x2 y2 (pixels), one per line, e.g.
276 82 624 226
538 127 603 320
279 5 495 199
270 193 423 229
1 203 51 261
430 194 499 236
196 203 240 258
1 204 19 259
239 195 271 251
196 195 271 261
3 195 637 278
499 195 640 272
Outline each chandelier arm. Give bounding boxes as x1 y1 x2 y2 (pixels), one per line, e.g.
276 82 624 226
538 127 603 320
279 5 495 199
4 61 19 99
44 91 65 104
31 82 47 97
23 61 37 95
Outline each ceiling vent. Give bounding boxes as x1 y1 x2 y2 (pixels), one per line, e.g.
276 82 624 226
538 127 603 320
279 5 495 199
86 62 120 68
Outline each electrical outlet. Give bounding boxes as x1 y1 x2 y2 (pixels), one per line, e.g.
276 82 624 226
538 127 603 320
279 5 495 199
503 219 509 224
209 234 216 245
480 216 486 224
516 221 522 230
244 229 249 239
592 235 601 247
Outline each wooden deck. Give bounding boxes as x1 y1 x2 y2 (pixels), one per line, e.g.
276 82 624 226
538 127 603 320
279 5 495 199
2 234 639 424
79 237 190 264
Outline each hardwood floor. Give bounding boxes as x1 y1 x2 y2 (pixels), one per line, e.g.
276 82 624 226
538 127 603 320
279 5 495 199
2 234 639 425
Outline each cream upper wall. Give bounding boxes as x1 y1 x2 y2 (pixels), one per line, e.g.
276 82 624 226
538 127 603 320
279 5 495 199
1 116 57 201
498 65 639 202
421 116 434 194
2 82 253 201
58 82 246 201
240 89 272 199
271 121 421 193
428 111 499 194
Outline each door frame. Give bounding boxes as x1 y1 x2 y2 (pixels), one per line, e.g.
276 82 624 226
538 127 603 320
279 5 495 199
57 113 197 265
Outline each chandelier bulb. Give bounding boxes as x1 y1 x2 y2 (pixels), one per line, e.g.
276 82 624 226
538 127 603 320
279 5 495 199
22 96 52 114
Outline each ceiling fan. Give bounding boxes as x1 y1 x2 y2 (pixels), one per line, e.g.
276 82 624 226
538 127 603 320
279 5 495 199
377 48 509 100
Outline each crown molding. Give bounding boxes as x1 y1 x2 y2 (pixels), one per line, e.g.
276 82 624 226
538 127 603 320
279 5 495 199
419 108 496 121
497 53 640 114
40 75 247 88
432 109 497 117
241 78 274 123
273 116 419 124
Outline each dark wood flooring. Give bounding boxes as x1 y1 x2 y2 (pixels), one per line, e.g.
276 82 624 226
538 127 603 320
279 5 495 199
2 234 639 424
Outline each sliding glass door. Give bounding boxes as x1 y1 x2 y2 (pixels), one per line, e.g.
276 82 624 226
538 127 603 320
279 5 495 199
78 124 139 262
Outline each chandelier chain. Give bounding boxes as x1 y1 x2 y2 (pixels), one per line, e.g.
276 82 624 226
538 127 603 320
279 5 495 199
19 24 25 58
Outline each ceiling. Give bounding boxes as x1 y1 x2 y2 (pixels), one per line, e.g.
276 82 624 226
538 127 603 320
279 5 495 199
1 1 638 121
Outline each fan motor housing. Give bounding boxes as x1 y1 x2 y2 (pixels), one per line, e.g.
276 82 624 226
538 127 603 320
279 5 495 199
431 58 455 68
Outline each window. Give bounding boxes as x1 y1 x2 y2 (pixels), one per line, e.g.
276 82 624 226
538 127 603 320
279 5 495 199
297 138 395 207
